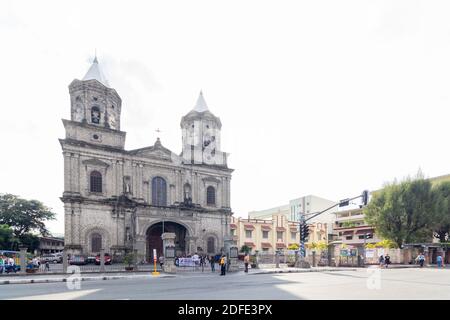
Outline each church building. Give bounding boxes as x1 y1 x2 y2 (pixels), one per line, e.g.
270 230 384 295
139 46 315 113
60 57 233 261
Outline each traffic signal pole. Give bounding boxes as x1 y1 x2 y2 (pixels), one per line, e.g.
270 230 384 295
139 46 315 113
297 190 369 266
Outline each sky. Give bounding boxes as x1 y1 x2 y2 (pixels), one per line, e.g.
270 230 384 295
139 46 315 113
0 0 449 235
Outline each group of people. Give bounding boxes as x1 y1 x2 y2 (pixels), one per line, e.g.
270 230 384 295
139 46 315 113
0 254 52 274
160 252 252 276
0 255 17 273
378 254 391 268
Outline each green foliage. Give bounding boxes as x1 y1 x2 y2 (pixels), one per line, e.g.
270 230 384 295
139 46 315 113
364 172 433 247
431 181 450 242
240 245 251 254
0 193 56 237
376 239 397 248
342 222 357 228
308 241 328 251
123 252 136 266
17 233 40 252
287 243 299 250
0 224 17 250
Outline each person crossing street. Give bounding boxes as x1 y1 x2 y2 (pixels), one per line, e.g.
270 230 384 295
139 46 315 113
219 254 227 276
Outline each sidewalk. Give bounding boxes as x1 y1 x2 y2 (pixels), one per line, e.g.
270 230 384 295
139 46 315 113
0 272 174 285
250 266 358 275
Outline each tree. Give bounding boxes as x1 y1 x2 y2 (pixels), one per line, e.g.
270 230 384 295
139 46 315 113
0 194 56 238
0 224 17 250
374 239 397 249
288 243 299 250
17 233 40 252
431 181 450 242
364 174 433 248
240 245 251 254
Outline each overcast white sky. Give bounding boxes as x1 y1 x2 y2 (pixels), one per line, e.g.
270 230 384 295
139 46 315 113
1 0 449 235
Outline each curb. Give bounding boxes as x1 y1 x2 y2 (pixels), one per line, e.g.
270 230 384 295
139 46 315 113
0 274 175 285
249 268 357 275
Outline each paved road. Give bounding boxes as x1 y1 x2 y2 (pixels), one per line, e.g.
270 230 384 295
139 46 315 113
1 268 450 300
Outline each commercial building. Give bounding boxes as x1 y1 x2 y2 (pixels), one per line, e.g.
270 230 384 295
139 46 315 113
39 236 65 255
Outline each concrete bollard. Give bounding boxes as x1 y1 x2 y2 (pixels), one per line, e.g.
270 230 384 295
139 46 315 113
63 250 68 273
100 249 105 272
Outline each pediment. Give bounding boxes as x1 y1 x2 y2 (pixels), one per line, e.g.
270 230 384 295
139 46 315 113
131 146 173 161
82 158 110 167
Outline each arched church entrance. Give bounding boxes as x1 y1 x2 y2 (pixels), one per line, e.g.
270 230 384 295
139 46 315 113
146 221 188 260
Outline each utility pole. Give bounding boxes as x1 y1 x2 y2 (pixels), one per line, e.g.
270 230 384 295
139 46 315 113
295 190 370 268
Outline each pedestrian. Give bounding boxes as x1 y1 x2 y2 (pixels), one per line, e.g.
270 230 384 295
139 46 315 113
418 253 425 268
219 254 227 276
378 255 384 268
384 254 391 268
244 253 250 273
159 255 164 270
436 254 443 268
210 255 215 272
45 260 50 272
200 255 205 272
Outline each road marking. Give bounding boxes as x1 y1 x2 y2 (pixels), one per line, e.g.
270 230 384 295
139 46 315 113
8 289 101 300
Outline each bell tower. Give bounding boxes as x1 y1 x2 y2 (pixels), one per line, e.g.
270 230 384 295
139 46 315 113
63 56 126 150
180 92 227 166
68 56 122 131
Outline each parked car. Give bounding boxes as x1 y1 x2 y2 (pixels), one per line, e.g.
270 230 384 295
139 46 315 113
69 255 87 265
41 254 62 264
95 253 112 265
86 256 96 264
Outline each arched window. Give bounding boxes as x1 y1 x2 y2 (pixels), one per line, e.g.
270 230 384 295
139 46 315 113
207 237 215 254
91 106 101 124
90 171 102 193
207 186 216 206
152 177 167 206
91 233 102 253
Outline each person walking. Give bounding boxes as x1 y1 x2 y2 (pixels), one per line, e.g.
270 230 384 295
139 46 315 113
219 254 227 276
378 255 384 268
159 255 164 270
45 260 50 272
210 255 215 272
418 253 425 268
244 253 250 273
384 254 391 268
436 254 443 268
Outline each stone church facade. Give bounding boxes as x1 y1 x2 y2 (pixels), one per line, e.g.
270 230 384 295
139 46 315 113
60 58 233 261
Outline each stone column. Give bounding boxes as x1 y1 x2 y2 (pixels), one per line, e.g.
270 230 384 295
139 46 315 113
63 152 71 193
63 250 68 273
138 164 144 200
161 233 176 274
19 246 27 274
228 246 239 272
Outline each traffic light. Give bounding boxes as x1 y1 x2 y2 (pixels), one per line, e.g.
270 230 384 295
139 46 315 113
300 223 310 242
362 190 369 206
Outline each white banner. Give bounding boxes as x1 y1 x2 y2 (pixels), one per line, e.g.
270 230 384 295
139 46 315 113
178 257 200 267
